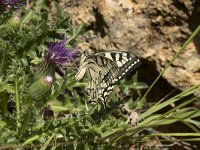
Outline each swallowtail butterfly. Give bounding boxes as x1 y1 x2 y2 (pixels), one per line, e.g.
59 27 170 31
75 51 141 105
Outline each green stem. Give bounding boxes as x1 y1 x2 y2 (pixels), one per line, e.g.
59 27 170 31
15 71 20 132
140 25 200 102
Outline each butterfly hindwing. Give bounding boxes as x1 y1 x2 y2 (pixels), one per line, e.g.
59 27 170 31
85 55 120 103
75 51 141 105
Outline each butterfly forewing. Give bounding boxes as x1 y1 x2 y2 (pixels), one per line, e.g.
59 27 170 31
95 51 141 81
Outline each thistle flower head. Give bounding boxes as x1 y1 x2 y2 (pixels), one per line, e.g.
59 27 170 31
45 39 76 66
0 0 20 5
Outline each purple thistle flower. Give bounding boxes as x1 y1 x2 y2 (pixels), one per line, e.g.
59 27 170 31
0 0 20 5
45 39 76 66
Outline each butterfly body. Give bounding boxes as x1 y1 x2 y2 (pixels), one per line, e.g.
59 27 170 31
75 51 141 105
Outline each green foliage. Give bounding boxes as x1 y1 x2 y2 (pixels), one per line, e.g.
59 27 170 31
0 0 200 149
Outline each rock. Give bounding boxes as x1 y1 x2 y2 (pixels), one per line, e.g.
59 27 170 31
61 0 200 92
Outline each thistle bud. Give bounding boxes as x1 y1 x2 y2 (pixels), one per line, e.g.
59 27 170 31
28 75 54 101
